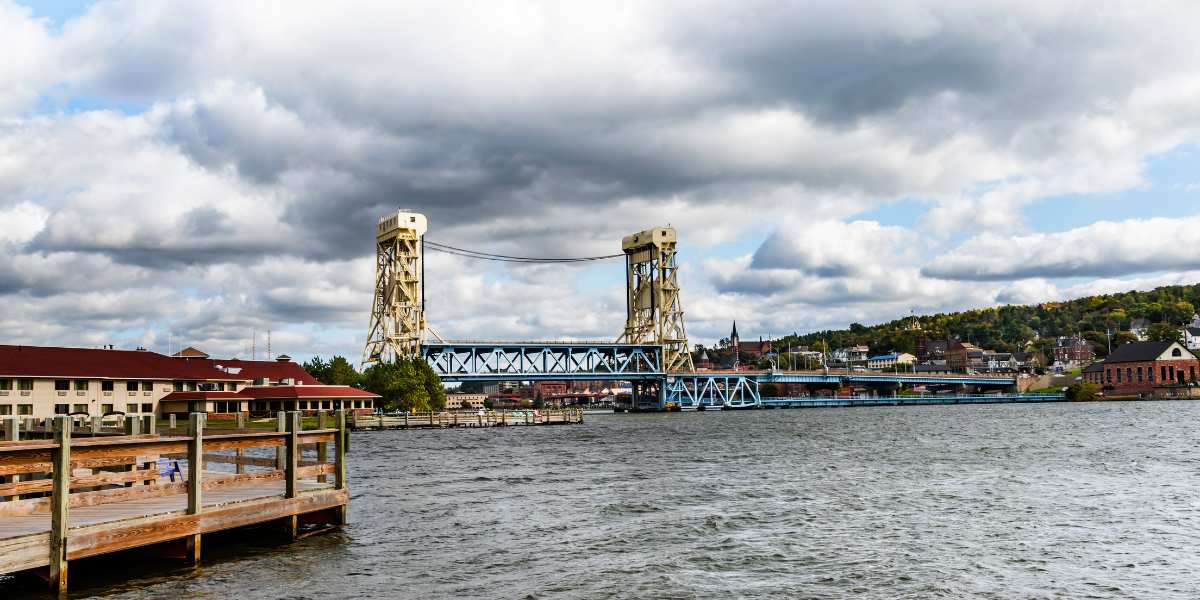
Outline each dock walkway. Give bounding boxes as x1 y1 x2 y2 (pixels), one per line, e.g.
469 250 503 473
351 408 583 430
0 411 349 594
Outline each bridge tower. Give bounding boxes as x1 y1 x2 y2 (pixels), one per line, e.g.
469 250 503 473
362 210 427 367
619 227 695 373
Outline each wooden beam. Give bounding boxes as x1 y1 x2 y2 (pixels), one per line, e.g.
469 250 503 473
186 412 204 564
275 411 286 470
49 415 70 594
2 417 18 501
334 409 347 526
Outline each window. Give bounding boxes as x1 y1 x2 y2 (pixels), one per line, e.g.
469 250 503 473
1116 369 1122 383
0 379 9 390
73 380 88 391
126 403 138 413
72 404 88 414
17 404 32 415
1149 369 1155 383
1192 367 1197 381
1172 348 1183 357
173 381 184 392
226 382 237 391
17 379 31 391
101 403 114 414
1106 369 1112 383
142 381 153 391
101 380 113 392
54 404 69 415
1126 368 1132 383
0 405 10 415
1162 366 1169 381
55 380 69 391
142 403 153 413
1137 367 1143 383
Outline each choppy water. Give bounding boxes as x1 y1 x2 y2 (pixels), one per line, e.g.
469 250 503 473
7 401 1200 599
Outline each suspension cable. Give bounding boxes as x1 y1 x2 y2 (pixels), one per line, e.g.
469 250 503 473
423 239 625 263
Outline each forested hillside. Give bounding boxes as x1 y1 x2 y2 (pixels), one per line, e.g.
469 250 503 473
779 283 1200 360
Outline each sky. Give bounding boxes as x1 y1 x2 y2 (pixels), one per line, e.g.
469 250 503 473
2 1 1200 363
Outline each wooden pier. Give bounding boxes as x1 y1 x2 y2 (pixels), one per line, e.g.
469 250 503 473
349 408 584 430
0 411 348 594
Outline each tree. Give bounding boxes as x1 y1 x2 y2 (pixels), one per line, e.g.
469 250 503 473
326 356 361 386
360 358 440 412
1146 322 1183 343
1065 381 1098 402
302 356 330 383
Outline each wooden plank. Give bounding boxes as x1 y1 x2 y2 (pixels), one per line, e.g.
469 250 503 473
65 488 348 560
295 463 334 479
0 468 158 497
0 532 50 573
187 414 203 515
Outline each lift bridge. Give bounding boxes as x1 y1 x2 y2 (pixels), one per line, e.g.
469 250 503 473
362 211 1017 410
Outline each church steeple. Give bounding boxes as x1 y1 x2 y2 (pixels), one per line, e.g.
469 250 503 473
730 321 739 344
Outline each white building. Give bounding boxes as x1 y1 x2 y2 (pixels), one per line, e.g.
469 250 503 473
867 352 916 370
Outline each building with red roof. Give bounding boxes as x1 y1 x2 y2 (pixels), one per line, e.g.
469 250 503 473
0 345 376 419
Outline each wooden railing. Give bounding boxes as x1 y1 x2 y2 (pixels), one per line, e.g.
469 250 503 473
0 411 348 594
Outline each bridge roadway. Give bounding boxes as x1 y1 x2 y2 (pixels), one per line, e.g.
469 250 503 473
423 341 1018 409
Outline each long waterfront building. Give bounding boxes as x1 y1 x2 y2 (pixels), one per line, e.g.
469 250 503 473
0 344 377 418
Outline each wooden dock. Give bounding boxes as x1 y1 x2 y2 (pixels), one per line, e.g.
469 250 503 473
349 408 584 430
0 411 348 594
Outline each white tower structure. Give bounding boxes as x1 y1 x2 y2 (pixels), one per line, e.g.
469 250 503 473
619 227 695 373
362 211 427 367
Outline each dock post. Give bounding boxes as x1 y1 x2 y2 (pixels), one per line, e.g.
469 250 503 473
186 413 205 564
275 411 286 470
143 414 156 435
404 412 409 428
2 417 18 500
169 414 176 429
90 415 102 436
236 411 246 429
334 409 348 525
316 412 328 483
284 411 300 540
49 415 71 594
125 413 141 436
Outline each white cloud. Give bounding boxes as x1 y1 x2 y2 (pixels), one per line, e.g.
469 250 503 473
924 215 1200 281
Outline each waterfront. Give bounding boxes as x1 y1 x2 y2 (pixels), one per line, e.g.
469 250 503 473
6 401 1200 598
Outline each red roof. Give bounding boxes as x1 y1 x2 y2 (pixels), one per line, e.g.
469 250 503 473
176 358 320 385
160 391 243 401
236 385 379 399
0 345 245 381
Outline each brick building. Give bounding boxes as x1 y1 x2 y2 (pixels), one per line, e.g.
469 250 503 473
1098 341 1199 395
1053 336 1096 366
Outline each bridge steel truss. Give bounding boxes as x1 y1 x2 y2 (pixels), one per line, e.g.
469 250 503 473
422 342 665 382
666 374 761 409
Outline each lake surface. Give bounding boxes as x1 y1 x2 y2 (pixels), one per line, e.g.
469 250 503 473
7 401 1200 598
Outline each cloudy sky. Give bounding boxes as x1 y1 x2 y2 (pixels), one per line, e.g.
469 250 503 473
3 1 1200 362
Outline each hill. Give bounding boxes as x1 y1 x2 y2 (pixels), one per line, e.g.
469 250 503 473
775 283 1200 362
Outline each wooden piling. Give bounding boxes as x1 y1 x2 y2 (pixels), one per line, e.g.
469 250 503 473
49 415 71 594
169 414 176 429
334 409 347 525
2 417 18 501
283 412 301 539
186 412 205 564
316 412 328 484
275 411 286 470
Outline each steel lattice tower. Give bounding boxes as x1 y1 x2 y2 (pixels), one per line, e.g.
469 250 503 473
618 227 695 373
362 211 427 367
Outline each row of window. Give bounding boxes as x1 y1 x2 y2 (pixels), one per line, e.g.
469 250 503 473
0 404 34 415
50 403 155 415
1106 365 1198 384
0 379 238 392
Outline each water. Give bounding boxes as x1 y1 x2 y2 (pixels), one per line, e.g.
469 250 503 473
7 401 1200 598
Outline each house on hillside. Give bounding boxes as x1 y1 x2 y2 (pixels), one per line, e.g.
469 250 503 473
1184 326 1200 352
1130 318 1151 341
947 341 985 372
867 353 916 371
1053 336 1096 367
